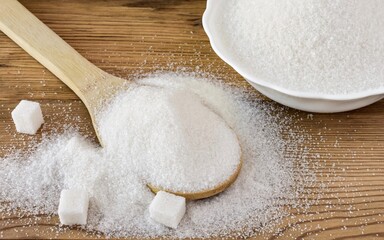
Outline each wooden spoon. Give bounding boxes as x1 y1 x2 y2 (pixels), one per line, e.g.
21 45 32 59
0 0 241 200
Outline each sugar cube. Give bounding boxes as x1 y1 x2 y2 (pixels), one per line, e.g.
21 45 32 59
11 100 44 135
58 189 89 225
149 191 186 229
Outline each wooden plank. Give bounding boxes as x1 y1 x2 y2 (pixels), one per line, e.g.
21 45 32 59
1 0 383 239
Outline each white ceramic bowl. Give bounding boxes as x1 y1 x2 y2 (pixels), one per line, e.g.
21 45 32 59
202 0 384 113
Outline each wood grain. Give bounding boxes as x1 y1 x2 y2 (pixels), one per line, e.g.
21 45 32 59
1 0 383 239
0 0 128 145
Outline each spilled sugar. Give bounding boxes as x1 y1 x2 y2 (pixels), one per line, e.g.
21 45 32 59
0 73 315 238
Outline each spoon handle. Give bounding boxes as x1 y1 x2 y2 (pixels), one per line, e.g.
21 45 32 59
0 0 105 102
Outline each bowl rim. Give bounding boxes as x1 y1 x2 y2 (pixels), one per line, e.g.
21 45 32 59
202 0 384 101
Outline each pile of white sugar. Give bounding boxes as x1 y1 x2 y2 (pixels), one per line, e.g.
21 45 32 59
0 73 314 238
221 0 384 95
98 84 241 192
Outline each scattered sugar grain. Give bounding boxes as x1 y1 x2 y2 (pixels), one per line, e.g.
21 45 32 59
0 72 315 238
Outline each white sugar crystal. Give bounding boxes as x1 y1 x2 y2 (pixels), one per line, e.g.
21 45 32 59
149 191 186 229
221 0 384 94
0 73 315 238
58 189 89 225
11 100 44 135
98 86 241 192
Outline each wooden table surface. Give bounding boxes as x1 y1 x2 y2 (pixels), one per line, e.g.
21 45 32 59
1 1 383 239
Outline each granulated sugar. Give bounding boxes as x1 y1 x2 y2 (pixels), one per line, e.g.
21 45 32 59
221 0 384 94
97 83 241 192
0 73 314 238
